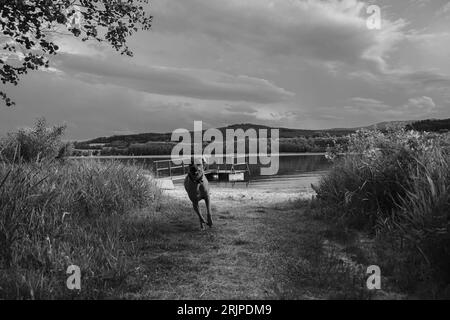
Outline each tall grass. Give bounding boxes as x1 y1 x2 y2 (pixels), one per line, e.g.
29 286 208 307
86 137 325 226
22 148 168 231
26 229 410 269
0 160 160 299
314 129 450 296
0 119 161 299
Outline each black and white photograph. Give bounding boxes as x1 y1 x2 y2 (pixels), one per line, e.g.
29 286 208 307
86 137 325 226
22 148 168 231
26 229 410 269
1 0 450 304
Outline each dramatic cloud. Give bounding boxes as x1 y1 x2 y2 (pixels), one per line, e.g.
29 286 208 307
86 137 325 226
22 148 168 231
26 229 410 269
53 53 294 104
1 0 449 139
151 0 406 68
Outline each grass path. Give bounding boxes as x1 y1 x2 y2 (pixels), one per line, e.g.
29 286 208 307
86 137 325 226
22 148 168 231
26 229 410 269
118 186 368 300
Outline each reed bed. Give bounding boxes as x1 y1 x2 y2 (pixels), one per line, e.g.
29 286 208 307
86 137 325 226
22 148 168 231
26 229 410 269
313 129 450 297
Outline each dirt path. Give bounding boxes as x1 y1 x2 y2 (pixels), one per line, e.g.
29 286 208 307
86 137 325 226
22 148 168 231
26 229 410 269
119 185 347 299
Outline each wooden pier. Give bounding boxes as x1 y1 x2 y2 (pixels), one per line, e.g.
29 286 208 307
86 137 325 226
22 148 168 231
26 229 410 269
154 158 251 184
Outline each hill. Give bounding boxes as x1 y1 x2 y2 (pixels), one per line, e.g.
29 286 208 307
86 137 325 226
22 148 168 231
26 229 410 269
74 118 450 155
79 123 354 146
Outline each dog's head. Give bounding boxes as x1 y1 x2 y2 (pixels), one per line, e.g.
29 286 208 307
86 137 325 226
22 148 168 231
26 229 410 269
188 158 205 183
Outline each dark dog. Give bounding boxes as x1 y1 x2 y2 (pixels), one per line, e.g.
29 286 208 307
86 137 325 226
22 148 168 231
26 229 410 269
184 159 213 230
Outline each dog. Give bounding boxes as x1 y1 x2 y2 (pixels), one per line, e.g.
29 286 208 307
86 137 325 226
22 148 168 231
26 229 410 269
184 158 213 230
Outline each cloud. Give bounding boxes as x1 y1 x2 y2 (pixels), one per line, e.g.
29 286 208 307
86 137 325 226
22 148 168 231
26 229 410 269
438 2 450 17
349 97 391 110
152 0 407 68
405 96 436 113
1 70 295 139
2 0 450 139
53 53 294 104
344 96 438 120
348 66 450 100
398 70 450 86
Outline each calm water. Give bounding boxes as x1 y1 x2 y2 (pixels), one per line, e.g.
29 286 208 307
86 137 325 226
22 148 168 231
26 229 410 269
246 154 330 192
73 154 332 192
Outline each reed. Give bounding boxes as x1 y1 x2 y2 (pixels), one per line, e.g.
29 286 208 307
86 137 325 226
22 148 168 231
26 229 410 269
314 129 450 296
0 118 161 299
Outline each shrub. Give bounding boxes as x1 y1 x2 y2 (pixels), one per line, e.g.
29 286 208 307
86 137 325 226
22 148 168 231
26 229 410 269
378 145 450 292
0 117 71 163
316 130 444 228
314 129 450 296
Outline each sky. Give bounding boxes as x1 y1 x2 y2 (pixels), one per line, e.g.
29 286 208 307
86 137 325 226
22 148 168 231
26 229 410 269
1 0 450 140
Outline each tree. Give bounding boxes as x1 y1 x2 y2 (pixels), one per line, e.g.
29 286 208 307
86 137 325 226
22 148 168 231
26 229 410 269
0 0 152 106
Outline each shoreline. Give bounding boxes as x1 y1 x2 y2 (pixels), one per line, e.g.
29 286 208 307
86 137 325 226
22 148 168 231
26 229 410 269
68 153 328 160
164 184 316 205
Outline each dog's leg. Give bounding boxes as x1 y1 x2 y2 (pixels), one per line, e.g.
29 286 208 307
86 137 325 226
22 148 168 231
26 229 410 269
205 196 213 227
192 201 206 230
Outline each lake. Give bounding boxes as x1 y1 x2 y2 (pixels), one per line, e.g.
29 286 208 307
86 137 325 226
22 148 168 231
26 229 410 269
245 154 331 192
72 154 332 192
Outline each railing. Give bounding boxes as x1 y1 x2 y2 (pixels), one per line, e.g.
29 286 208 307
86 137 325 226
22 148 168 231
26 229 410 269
154 158 189 179
154 157 251 183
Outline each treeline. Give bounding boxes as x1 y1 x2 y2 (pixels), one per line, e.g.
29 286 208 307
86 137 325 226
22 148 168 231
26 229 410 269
77 136 348 156
76 119 450 156
103 142 176 156
279 137 348 153
81 123 355 146
87 132 172 144
406 118 450 133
